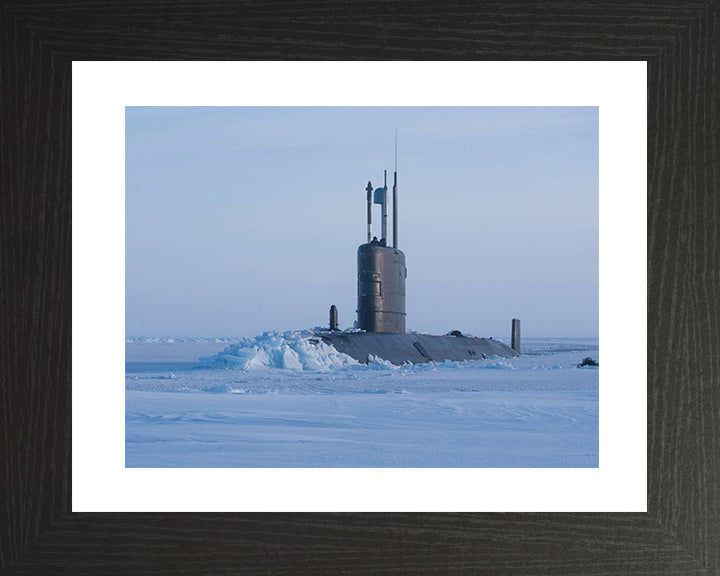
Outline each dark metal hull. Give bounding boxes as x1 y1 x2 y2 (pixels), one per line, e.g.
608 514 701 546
318 331 518 365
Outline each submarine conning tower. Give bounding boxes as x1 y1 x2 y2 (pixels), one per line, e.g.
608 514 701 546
357 169 407 333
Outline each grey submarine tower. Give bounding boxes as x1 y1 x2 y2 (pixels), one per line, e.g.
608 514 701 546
317 164 520 365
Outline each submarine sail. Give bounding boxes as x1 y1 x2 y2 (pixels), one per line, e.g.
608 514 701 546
357 170 406 333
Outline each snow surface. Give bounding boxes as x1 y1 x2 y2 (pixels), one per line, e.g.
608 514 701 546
126 336 599 467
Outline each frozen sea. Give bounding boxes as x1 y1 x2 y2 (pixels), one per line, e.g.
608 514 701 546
126 335 599 468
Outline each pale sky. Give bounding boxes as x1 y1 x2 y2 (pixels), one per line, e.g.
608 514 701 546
126 106 598 338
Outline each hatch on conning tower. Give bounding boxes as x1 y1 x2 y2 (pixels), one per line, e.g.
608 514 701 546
357 164 406 334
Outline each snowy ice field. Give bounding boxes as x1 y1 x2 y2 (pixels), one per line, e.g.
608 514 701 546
126 335 599 468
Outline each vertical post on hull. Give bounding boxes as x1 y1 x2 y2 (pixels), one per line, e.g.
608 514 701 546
329 305 339 331
511 318 521 354
366 181 373 243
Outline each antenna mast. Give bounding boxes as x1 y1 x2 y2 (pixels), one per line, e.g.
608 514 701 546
366 181 373 243
393 128 398 248
381 170 388 243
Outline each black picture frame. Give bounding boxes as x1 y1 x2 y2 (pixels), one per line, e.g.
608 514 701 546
2 2 718 574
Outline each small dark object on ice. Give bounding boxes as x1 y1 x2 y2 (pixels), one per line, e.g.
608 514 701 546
577 357 599 368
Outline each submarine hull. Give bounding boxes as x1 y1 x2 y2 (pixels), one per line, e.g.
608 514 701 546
319 331 518 365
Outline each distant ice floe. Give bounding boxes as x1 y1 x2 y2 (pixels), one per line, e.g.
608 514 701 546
199 330 358 371
126 336 240 344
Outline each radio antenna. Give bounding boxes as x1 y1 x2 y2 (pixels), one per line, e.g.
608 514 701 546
393 127 398 248
394 126 398 172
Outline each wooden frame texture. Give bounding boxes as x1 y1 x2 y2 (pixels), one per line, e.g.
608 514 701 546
1 1 718 574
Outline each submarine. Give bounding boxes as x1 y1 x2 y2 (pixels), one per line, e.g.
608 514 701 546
315 163 520 365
